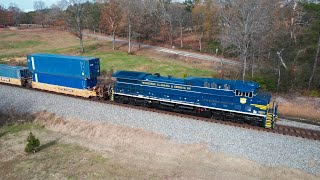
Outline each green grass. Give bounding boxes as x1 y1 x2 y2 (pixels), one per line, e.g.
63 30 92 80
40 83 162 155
0 41 45 49
1 123 43 135
0 30 216 78
82 43 216 78
7 141 141 179
0 33 17 38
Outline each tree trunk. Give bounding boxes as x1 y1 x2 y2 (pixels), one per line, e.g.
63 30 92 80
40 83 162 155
308 35 320 91
289 49 303 92
169 21 173 48
277 62 281 94
128 18 131 54
198 36 202 52
257 47 261 69
138 34 141 50
251 57 254 78
79 36 84 53
251 48 255 78
242 56 247 81
242 45 249 81
180 24 183 48
79 28 84 53
112 30 115 50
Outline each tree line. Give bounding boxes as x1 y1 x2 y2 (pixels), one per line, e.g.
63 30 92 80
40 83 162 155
0 0 319 94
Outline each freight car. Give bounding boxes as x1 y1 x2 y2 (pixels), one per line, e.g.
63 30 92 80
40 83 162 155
0 54 278 128
0 54 106 98
0 64 31 86
112 71 278 128
26 54 106 98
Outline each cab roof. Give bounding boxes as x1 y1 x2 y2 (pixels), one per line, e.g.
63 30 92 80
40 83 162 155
113 71 260 92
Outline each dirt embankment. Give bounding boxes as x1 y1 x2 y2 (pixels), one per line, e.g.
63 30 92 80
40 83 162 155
277 95 320 122
0 111 318 179
30 111 319 179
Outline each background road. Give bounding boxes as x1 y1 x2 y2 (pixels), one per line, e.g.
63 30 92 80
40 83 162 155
84 33 241 66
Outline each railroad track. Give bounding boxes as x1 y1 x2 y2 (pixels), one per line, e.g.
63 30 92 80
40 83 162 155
105 101 320 141
2 83 320 141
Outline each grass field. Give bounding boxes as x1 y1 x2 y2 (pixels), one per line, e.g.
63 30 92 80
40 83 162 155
0 28 215 78
0 123 142 179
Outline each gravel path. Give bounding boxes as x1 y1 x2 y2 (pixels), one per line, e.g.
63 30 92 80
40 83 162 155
84 33 241 66
1 84 320 176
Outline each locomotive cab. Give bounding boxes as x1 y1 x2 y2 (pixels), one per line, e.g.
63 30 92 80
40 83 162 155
252 87 278 128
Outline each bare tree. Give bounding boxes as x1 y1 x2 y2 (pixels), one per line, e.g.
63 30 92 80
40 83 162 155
308 35 320 91
276 49 288 94
34 0 46 27
220 0 278 81
172 4 190 48
101 0 123 50
7 3 23 26
156 0 176 47
192 3 206 52
120 0 142 53
289 49 304 92
63 0 87 53
166 5 178 47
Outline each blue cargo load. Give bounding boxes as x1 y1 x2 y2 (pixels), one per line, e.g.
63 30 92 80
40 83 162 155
0 64 30 79
27 54 100 79
32 72 97 89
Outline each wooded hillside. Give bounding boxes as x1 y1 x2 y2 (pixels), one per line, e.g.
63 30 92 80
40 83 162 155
0 0 319 94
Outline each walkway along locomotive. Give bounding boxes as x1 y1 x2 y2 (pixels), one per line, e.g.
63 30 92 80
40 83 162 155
0 54 278 128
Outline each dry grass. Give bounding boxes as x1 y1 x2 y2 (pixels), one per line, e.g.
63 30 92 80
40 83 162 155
277 95 320 122
0 111 319 179
0 28 96 61
33 112 319 179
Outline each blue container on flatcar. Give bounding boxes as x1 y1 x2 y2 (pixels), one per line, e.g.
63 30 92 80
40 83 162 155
0 64 30 79
27 54 100 79
32 72 97 89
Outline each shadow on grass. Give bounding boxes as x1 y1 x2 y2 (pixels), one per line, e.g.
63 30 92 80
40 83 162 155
38 138 61 151
0 131 7 138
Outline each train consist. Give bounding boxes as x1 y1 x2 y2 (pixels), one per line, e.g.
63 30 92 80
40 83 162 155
0 54 278 128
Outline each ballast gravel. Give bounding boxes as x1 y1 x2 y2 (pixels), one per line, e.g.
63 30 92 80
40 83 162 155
277 119 320 131
1 84 320 176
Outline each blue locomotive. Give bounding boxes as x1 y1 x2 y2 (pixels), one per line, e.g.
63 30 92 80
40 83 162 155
112 71 278 128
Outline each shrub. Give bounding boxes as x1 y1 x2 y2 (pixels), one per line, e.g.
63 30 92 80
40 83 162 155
183 73 188 79
249 75 277 92
310 90 320 97
25 132 40 153
109 66 114 76
128 51 135 55
203 40 222 55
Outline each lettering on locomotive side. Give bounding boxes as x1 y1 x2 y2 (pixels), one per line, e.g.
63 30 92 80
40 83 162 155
142 81 156 86
157 83 171 88
142 81 191 91
174 85 191 90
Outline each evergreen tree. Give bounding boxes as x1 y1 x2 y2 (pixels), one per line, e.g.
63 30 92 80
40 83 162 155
25 132 40 153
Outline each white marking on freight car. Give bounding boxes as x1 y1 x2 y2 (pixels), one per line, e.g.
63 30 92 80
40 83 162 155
35 73 38 82
31 57 35 70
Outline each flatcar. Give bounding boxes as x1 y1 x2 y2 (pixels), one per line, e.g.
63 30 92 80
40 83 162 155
112 71 278 128
0 54 278 128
